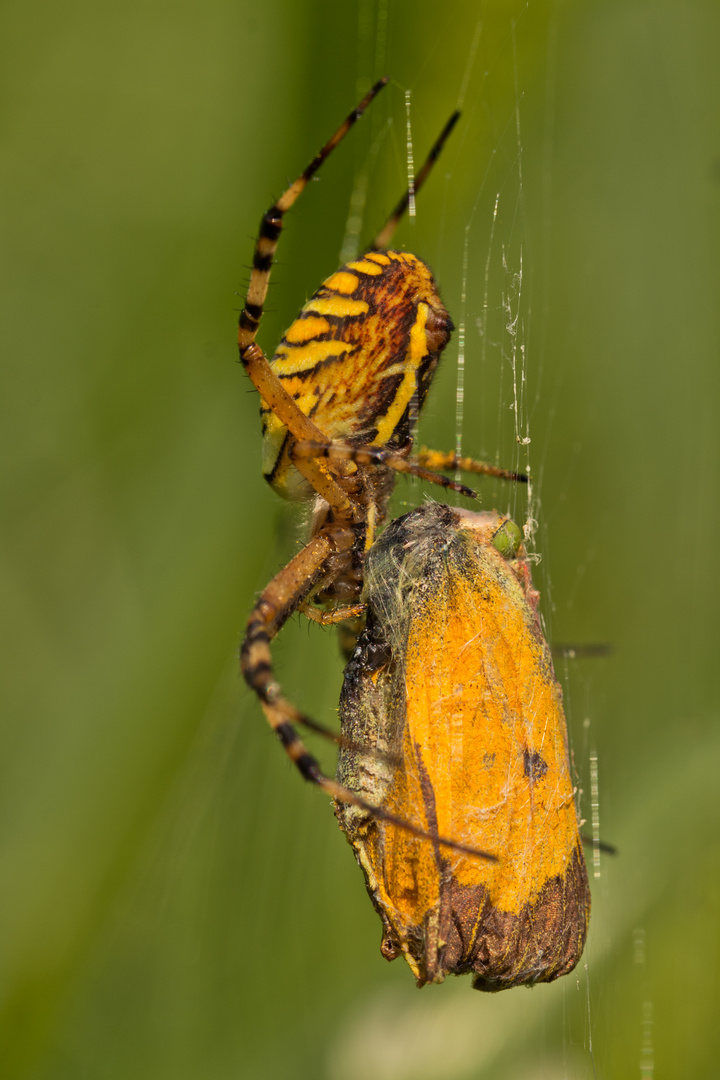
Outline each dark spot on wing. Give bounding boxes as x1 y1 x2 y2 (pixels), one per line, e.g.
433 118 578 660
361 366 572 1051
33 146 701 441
523 749 548 782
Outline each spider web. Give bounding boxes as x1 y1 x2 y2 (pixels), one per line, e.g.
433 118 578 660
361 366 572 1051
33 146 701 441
325 8 617 1080
3 0 717 1077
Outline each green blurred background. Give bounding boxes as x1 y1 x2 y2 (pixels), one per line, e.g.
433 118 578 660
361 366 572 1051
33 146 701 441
2 0 718 1077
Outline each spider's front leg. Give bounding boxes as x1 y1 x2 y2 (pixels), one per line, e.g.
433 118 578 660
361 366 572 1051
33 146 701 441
299 602 366 626
292 440 528 496
414 447 528 484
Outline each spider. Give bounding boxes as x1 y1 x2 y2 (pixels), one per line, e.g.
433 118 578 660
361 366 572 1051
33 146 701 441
238 77 526 841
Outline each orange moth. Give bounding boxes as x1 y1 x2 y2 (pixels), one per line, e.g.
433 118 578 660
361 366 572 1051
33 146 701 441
336 501 590 990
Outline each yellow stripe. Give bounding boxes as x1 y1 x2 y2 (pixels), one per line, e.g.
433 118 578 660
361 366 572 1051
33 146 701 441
372 302 429 446
273 338 349 374
364 251 391 265
285 315 330 344
307 295 369 318
323 271 360 294
347 259 384 276
291 388 320 416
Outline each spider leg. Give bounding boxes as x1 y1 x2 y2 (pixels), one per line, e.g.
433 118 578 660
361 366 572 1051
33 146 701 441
293 441 527 491
238 77 389 364
242 531 347 713
292 439 480 499
236 354 363 520
415 447 528 484
243 524 375 763
237 79 390 520
299 602 366 625
241 526 495 861
372 110 461 250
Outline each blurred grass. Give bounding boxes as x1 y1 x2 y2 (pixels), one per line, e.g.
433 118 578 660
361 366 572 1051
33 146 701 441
1 0 718 1077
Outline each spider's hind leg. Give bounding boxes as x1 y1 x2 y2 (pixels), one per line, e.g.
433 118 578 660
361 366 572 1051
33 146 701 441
241 525 380 781
241 524 365 774
241 517 497 861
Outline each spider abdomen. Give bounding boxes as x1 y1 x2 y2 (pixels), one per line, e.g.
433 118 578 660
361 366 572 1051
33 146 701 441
261 250 452 499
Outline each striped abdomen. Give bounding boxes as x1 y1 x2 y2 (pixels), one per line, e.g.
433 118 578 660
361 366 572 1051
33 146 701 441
261 250 453 499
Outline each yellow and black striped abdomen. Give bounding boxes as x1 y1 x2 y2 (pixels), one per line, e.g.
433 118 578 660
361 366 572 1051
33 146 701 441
261 250 453 498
